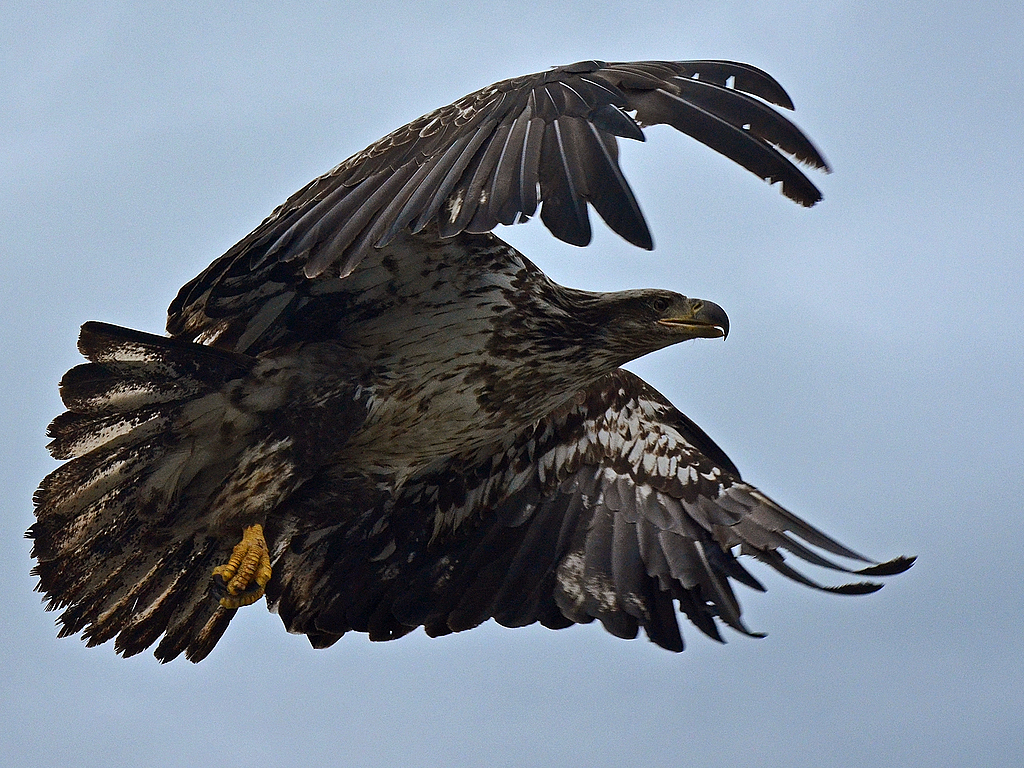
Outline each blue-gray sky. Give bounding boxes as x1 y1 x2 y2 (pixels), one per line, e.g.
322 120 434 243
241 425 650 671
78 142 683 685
3 2 1022 766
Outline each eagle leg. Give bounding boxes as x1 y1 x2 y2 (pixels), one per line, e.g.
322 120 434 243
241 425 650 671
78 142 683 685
212 524 272 608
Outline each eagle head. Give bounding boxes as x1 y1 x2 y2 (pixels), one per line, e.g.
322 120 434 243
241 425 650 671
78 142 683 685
579 288 730 366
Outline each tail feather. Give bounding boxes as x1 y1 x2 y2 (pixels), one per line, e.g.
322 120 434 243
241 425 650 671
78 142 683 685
30 322 257 662
155 570 235 662
46 406 170 461
33 430 173 544
58 360 207 415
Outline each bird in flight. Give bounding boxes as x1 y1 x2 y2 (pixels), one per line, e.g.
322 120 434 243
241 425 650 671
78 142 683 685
31 60 912 662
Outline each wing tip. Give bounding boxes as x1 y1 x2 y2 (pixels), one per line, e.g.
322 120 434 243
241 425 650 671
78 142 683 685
855 555 916 578
820 557 915 595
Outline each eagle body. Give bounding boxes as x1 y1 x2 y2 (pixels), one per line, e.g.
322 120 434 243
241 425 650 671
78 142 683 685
31 59 912 662
277 230 637 471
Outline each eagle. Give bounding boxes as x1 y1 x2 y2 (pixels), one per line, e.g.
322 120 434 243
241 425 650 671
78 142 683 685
30 60 913 662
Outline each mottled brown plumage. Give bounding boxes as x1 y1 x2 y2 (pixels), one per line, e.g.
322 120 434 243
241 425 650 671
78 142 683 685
30 60 911 662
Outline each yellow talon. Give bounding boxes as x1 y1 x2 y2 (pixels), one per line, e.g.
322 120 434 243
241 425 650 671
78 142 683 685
212 524 272 608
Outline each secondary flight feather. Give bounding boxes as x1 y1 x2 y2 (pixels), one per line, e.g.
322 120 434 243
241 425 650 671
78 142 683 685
30 59 912 662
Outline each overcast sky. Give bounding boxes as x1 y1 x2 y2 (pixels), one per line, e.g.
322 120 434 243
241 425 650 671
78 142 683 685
3 2 1022 767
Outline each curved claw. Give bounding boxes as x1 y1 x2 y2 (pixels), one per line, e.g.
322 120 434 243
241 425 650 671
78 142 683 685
212 524 272 608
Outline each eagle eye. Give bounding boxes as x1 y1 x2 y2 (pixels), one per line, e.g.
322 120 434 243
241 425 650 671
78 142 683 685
650 296 672 314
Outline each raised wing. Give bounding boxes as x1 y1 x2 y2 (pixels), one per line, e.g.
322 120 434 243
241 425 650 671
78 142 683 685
266 370 911 651
168 60 828 341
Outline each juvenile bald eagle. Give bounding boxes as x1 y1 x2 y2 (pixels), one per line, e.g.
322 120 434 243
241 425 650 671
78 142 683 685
31 60 912 662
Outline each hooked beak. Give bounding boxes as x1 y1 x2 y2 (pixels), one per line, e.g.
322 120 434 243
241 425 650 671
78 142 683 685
657 298 729 339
